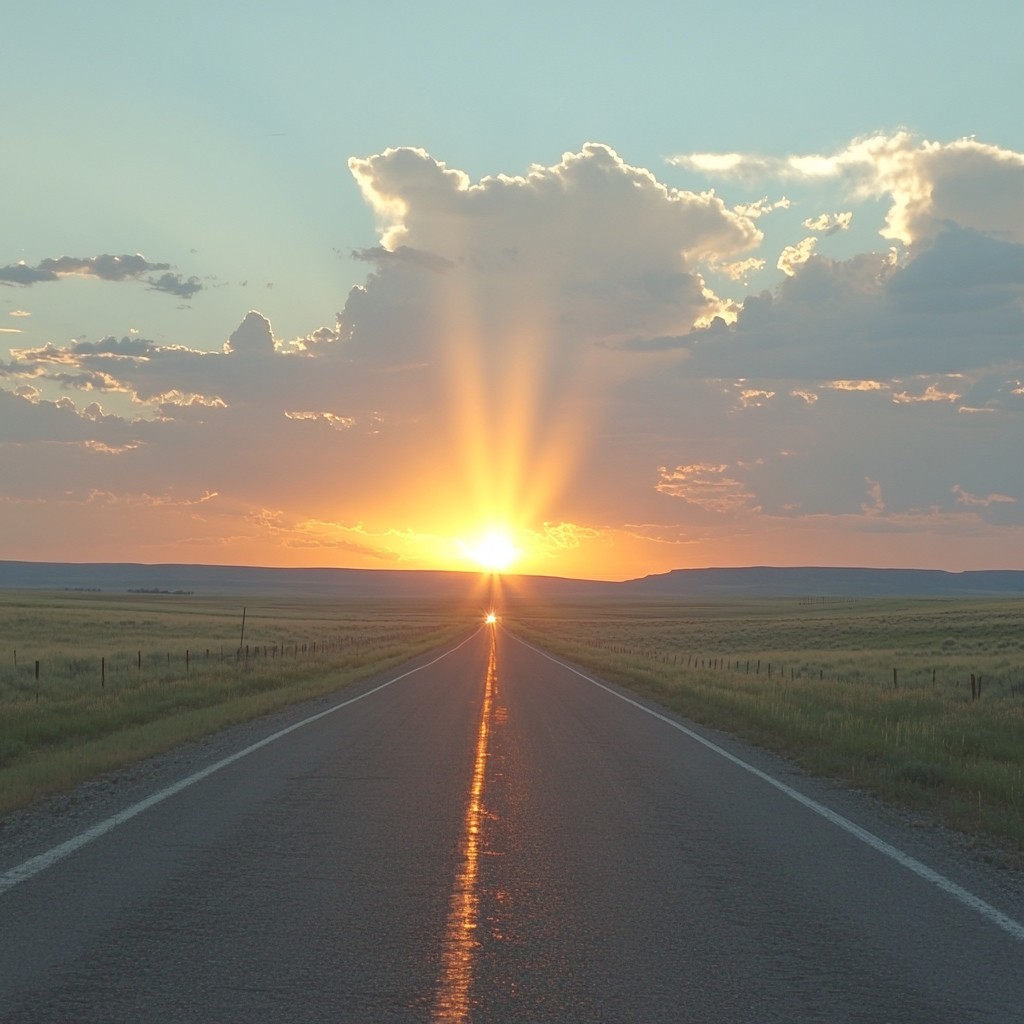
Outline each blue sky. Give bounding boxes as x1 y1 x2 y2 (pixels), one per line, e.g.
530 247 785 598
3 2 1024 577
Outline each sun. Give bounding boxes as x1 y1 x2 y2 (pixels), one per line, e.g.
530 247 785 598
462 529 521 573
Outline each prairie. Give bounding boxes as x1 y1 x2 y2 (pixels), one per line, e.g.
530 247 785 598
506 596 1024 854
0 590 472 816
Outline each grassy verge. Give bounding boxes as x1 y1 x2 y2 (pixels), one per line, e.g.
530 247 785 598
0 590 473 816
506 596 1024 855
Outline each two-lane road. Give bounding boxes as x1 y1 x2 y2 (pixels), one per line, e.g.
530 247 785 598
2 625 1022 1022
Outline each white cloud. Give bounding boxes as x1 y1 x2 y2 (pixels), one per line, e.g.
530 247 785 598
777 237 818 277
671 132 1024 248
802 212 852 235
734 197 791 218
346 143 763 348
655 463 756 513
862 477 885 516
953 485 1016 507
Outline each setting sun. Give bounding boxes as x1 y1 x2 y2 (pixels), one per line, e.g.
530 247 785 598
462 530 521 573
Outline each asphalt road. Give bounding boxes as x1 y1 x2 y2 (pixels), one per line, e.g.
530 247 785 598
1 624 1023 1022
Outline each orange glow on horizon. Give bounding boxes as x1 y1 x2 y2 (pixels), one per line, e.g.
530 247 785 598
459 528 521 573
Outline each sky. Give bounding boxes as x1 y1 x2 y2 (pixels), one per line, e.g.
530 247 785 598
3 1 1024 581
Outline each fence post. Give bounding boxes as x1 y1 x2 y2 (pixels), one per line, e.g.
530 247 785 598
102 656 105 689
893 668 898 690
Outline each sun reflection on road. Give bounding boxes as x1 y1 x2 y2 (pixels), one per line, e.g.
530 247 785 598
432 627 498 1021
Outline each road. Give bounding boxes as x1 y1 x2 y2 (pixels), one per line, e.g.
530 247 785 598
1 624 1023 1022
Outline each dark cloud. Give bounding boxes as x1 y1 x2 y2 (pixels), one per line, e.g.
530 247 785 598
37 253 169 280
0 263 59 285
351 245 455 273
225 311 275 356
71 336 160 357
147 272 204 299
0 253 202 298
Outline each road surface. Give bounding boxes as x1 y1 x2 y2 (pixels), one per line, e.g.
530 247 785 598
1 624 1023 1022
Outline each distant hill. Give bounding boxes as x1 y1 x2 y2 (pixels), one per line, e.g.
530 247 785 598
0 560 608 600
620 566 1024 598
2 561 1024 600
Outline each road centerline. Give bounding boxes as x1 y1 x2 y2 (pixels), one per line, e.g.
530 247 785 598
432 623 498 1021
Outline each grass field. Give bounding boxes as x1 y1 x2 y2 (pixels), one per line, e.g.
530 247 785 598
0 590 474 816
505 596 1024 856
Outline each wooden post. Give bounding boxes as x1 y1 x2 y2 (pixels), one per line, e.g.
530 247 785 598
240 607 247 649
102 656 105 688
893 668 898 690
971 673 977 701
138 650 142 672
35 660 39 680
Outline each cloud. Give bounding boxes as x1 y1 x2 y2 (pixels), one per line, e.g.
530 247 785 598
684 225 1024 381
777 237 818 277
0 253 203 298
734 197 791 218
670 132 1024 248
225 311 275 356
655 463 757 513
862 477 885 516
148 272 203 300
351 245 455 273
346 142 763 348
0 263 58 285
802 212 852 235
952 485 1016 507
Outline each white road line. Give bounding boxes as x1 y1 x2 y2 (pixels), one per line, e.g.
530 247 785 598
513 633 1024 945
0 632 479 898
